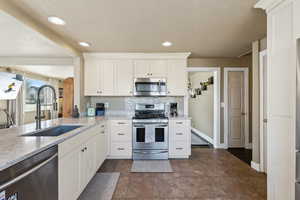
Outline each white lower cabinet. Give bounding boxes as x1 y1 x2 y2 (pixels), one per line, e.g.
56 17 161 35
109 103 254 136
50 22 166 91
169 119 191 158
107 119 132 159
58 123 107 200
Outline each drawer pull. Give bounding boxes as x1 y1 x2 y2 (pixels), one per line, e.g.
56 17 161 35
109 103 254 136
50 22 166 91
118 122 126 125
176 122 183 124
101 125 105 128
118 133 125 136
176 133 183 135
101 131 105 134
117 148 125 151
176 148 183 150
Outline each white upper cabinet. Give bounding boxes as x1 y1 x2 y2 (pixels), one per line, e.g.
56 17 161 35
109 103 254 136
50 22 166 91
149 60 167 77
100 60 115 96
84 58 100 96
134 60 167 78
167 60 187 96
134 60 151 78
84 53 190 96
115 60 134 95
294 0 300 39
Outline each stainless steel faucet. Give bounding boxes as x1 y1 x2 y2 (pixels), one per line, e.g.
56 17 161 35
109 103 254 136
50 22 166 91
36 85 57 130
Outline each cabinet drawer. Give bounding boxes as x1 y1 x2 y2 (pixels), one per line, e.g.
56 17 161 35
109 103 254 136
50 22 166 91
172 127 188 141
111 120 131 127
110 142 132 157
111 128 131 142
172 120 186 128
170 141 188 155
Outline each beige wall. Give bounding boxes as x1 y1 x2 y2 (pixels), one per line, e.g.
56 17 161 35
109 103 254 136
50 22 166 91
188 57 252 144
188 72 214 139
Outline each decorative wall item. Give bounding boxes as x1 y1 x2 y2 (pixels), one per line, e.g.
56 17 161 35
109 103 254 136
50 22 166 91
0 72 23 100
188 76 214 98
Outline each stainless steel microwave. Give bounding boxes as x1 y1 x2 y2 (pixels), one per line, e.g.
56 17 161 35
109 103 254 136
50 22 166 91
134 78 167 96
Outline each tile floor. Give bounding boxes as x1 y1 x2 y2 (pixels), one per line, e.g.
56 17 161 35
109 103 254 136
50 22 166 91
98 147 267 200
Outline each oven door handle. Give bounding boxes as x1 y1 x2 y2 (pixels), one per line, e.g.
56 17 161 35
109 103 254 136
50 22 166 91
133 125 146 128
0 153 57 191
133 150 168 154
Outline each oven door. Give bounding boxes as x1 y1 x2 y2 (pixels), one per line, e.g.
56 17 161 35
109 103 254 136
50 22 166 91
133 122 168 150
134 78 167 96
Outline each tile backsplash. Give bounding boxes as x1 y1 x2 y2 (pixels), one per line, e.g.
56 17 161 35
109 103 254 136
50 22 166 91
87 96 184 116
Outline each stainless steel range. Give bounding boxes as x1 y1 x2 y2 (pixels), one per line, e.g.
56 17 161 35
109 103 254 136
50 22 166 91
132 103 169 160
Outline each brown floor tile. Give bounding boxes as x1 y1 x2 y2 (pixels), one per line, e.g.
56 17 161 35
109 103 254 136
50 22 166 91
103 147 267 200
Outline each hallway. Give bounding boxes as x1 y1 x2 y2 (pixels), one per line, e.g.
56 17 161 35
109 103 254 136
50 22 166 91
99 147 267 199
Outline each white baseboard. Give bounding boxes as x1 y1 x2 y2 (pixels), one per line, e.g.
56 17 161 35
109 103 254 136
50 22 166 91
251 161 260 172
191 128 213 144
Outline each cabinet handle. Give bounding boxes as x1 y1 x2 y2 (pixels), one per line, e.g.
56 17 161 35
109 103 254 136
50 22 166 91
167 91 170 94
101 125 105 128
176 148 183 150
118 122 126 125
176 133 183 135
118 133 125 136
176 122 183 124
101 131 105 134
85 147 87 150
81 149 85 152
117 148 125 151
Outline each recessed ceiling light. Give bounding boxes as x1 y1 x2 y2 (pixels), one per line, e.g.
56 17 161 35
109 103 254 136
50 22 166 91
48 16 66 25
162 41 172 47
79 42 91 47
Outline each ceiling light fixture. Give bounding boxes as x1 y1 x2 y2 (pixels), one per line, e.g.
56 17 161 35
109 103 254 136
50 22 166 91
79 42 91 47
47 16 66 25
162 41 172 47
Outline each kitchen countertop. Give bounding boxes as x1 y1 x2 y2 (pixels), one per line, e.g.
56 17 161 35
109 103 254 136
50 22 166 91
168 115 191 120
0 117 105 171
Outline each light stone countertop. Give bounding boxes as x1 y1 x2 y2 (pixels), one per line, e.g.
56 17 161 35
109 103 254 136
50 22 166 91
0 117 105 171
168 115 191 120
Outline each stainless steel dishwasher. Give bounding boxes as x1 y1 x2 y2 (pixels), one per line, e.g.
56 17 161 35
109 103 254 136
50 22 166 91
0 146 58 200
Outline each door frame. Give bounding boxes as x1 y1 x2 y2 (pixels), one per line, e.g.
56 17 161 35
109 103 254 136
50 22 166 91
259 49 267 172
224 67 250 149
185 67 221 148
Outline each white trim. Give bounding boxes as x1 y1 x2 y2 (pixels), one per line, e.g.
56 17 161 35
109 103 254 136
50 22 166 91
83 52 191 60
254 0 292 12
186 67 221 149
224 67 249 149
191 127 214 144
251 161 261 172
245 143 253 149
0 56 74 66
259 49 267 173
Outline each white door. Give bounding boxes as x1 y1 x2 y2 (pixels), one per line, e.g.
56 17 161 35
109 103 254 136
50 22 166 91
115 60 134 96
100 60 115 95
260 51 268 173
228 71 245 147
263 55 268 173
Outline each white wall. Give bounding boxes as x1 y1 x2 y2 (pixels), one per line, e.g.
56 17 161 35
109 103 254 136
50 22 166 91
188 71 214 139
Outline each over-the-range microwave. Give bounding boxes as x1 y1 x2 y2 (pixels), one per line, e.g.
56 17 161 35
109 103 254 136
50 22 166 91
133 78 167 97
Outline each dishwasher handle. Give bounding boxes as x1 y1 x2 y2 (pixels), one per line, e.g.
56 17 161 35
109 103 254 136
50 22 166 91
0 153 58 191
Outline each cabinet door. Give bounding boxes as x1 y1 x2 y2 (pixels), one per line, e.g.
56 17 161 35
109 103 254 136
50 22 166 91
78 144 88 194
150 60 167 77
115 60 134 95
100 60 115 95
294 0 300 39
59 148 81 200
84 58 100 96
96 133 107 169
167 60 187 96
85 138 97 182
134 60 150 77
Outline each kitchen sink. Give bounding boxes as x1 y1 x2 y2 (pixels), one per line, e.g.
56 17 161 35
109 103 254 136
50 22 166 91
21 125 82 137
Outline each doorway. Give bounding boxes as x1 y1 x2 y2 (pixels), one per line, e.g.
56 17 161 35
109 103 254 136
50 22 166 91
224 68 250 149
260 50 268 173
186 67 221 148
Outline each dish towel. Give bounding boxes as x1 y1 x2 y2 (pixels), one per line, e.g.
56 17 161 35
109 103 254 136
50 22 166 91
145 129 155 143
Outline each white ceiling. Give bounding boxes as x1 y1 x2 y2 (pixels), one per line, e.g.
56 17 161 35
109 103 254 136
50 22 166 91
13 65 73 79
9 0 266 58
0 11 72 57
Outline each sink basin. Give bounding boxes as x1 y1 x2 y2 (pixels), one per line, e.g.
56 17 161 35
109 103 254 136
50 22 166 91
22 125 82 137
